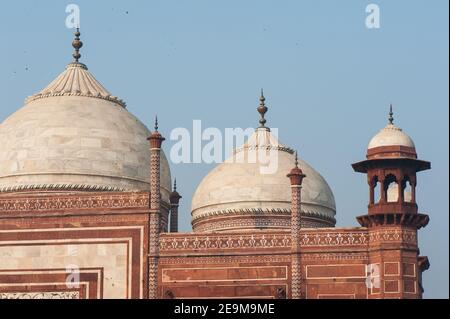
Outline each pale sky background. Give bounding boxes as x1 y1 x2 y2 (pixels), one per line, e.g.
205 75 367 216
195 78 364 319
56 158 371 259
1 0 448 298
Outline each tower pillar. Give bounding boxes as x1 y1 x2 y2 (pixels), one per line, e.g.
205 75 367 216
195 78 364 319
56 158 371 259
287 152 306 299
147 117 165 299
352 107 430 299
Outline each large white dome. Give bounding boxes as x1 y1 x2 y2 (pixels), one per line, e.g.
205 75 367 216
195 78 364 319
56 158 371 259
0 62 172 203
191 127 336 232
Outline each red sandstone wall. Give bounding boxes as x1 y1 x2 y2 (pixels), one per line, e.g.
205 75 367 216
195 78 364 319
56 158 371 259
0 193 424 299
0 192 150 299
159 229 371 299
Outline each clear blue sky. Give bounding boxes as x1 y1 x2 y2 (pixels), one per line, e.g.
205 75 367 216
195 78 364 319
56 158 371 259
1 0 448 298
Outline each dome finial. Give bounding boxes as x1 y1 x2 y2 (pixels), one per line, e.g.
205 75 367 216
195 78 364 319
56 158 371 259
388 104 394 125
295 151 299 168
154 115 159 131
173 178 177 191
257 89 268 128
72 28 83 63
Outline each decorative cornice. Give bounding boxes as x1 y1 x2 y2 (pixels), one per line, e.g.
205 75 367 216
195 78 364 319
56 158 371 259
160 229 372 253
367 227 417 245
366 145 417 160
160 233 292 252
193 217 292 233
160 228 416 254
0 183 127 193
192 207 290 221
0 192 150 214
159 255 292 265
301 252 369 261
0 292 80 299
26 92 127 108
191 207 336 225
234 144 295 155
357 213 429 230
192 214 335 233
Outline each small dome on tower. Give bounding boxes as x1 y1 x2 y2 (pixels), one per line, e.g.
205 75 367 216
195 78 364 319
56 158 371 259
368 124 415 149
366 105 417 159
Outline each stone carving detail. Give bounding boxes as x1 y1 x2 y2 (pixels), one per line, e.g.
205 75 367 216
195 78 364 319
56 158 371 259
148 133 164 299
0 193 149 213
149 150 162 214
290 185 302 299
0 184 128 194
192 207 336 225
159 255 292 265
300 232 369 246
160 252 369 265
369 228 417 245
194 217 291 232
148 258 159 299
160 231 373 251
160 234 292 251
0 291 79 299
301 253 369 261
193 216 333 233
291 255 302 299
25 62 127 108
192 208 291 222
291 186 302 251
160 228 415 252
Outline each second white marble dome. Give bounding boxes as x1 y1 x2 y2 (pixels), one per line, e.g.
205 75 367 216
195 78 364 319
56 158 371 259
191 127 337 225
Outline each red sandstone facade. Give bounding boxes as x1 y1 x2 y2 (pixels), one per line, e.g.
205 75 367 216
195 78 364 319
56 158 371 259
0 130 430 299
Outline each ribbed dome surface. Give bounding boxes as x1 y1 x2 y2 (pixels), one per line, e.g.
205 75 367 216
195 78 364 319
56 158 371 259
26 62 126 108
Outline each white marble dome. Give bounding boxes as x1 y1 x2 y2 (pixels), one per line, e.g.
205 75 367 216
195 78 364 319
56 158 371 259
191 127 336 229
368 123 415 150
0 62 172 203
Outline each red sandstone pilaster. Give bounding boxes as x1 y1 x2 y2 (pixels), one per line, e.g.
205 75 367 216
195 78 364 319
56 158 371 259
287 162 305 299
147 127 165 299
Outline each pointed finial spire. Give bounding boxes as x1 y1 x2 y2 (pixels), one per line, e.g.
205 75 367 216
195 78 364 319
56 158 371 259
170 177 182 203
148 115 165 145
295 151 299 168
72 28 83 63
388 104 394 125
154 115 159 131
257 89 268 128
